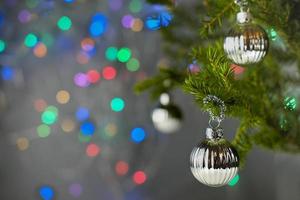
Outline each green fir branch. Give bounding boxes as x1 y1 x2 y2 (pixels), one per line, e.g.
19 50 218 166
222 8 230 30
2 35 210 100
142 0 300 165
200 1 236 36
134 67 187 100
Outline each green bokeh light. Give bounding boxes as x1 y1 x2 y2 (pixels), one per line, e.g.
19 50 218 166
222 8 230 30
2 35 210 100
41 108 58 125
284 96 297 111
0 40 6 53
24 33 38 48
57 16 72 31
129 0 143 13
45 106 58 115
228 174 240 187
78 133 92 143
37 124 51 138
111 97 125 112
269 28 278 41
117 48 132 63
105 47 118 61
126 58 140 72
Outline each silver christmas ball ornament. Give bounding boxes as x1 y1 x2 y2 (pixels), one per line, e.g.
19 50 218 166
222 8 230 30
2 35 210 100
224 11 269 65
151 93 182 134
190 127 239 187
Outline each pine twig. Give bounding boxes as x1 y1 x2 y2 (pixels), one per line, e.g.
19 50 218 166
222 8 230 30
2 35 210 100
200 1 235 35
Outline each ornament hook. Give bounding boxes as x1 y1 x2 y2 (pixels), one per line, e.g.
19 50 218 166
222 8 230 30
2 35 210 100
203 95 226 128
234 0 248 12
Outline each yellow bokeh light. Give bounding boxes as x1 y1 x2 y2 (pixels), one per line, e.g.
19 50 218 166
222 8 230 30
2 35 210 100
131 18 143 32
105 123 118 137
61 118 75 133
16 137 29 151
56 90 70 104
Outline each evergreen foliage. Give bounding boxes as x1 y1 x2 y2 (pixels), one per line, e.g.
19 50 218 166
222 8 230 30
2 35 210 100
135 0 300 165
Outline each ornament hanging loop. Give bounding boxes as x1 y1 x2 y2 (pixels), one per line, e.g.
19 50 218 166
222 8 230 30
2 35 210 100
234 0 248 12
203 95 226 129
208 119 221 129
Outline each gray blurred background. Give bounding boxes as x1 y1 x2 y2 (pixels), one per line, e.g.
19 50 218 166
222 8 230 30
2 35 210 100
0 0 299 199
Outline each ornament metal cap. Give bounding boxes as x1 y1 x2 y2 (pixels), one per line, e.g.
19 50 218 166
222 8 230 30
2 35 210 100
205 127 224 139
237 11 251 24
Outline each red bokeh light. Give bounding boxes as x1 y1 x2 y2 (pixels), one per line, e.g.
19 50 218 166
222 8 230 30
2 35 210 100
132 171 147 185
115 161 129 176
87 69 100 83
86 143 101 157
33 42 47 58
102 66 117 80
81 38 95 52
34 99 47 112
76 51 90 65
231 64 245 75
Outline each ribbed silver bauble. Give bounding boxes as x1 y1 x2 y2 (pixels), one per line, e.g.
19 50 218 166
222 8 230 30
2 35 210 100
190 128 239 187
151 93 182 134
224 11 269 65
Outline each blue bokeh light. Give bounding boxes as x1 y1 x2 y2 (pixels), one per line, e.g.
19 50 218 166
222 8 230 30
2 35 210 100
0 11 4 28
145 17 160 30
80 121 95 136
89 13 108 37
39 186 54 200
1 66 14 81
131 127 146 143
76 107 90 121
64 0 75 3
146 11 173 30
92 13 107 22
152 5 167 11
90 22 105 37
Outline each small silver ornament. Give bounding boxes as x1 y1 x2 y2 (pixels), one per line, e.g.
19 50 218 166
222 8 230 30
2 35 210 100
151 93 182 134
190 95 239 187
190 127 239 187
224 9 269 65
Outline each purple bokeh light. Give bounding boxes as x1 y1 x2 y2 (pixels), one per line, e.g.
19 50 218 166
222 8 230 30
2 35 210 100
18 10 31 23
121 15 134 29
74 73 90 88
69 183 83 198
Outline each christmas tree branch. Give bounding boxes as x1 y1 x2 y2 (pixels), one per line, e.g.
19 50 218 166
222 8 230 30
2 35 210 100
200 1 236 35
145 0 173 6
140 0 300 165
134 67 187 100
232 119 253 167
